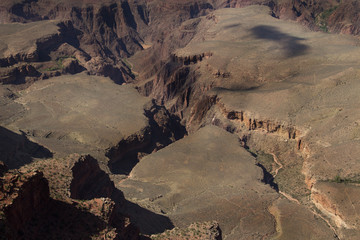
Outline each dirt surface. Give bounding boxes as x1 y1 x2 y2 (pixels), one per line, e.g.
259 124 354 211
119 126 335 239
0 21 59 59
1 1 360 239
1 73 149 161
131 5 360 239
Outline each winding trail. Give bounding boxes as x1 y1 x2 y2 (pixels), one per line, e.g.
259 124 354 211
270 153 340 239
270 153 283 178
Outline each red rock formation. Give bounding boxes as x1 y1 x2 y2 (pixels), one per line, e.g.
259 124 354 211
327 1 360 35
72 197 140 240
70 155 119 200
0 170 50 239
0 165 141 239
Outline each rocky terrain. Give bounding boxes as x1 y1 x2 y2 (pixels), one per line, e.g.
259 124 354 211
1 0 360 239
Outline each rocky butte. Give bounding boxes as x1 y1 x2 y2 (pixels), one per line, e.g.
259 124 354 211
0 0 360 239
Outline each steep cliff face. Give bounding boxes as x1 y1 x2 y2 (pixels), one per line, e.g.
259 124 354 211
220 0 360 35
106 102 186 174
70 155 119 200
0 170 50 239
2 0 360 239
327 1 360 35
1 0 360 85
0 164 141 239
69 155 141 239
0 0 148 84
0 0 142 55
130 6 360 238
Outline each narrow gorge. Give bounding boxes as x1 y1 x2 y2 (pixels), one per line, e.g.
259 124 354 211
1 0 360 239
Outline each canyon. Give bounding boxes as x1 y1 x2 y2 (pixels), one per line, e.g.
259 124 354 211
1 0 360 239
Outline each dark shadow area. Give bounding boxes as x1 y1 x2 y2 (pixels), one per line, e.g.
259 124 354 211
0 218 5 240
0 161 7 177
108 150 141 175
121 1 137 30
250 25 309 57
1 64 41 85
0 126 53 169
256 163 279 192
214 85 261 93
37 21 83 62
9 1 42 21
99 63 126 85
121 200 175 235
137 4 149 25
70 155 125 201
17 199 108 240
57 21 83 49
223 23 241 29
99 4 117 29
69 155 174 235
107 103 187 175
237 139 279 192
189 2 213 19
107 130 151 175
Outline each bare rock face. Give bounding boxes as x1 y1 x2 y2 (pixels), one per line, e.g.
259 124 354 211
0 164 141 239
2 0 360 239
106 102 186 175
61 57 83 74
311 181 360 238
129 5 360 239
70 197 140 240
327 0 360 35
0 170 50 239
219 0 360 35
0 1 143 83
0 64 41 84
68 155 141 239
1 0 360 85
0 0 142 56
70 155 119 200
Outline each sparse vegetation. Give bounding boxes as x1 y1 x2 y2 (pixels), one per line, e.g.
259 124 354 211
150 222 220 239
43 56 76 72
316 6 339 32
331 175 360 184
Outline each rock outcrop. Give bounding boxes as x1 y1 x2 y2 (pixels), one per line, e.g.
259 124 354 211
0 1 145 84
1 0 360 85
327 1 360 35
2 0 360 239
221 0 360 35
129 6 360 239
151 221 222 240
0 165 141 239
107 102 186 175
0 170 50 239
70 155 120 200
